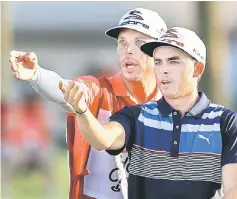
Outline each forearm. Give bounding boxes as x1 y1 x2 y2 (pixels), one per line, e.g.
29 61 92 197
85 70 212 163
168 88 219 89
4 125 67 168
28 66 73 112
222 163 237 199
224 186 237 199
76 109 124 151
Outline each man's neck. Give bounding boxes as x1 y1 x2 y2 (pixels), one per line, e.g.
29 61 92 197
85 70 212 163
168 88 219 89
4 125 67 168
165 90 200 116
122 74 159 104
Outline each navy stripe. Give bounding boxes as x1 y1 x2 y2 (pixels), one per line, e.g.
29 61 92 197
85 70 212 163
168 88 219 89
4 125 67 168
141 110 221 125
135 120 173 152
135 120 222 154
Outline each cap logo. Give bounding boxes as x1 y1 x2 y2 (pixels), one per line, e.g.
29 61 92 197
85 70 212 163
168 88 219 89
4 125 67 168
160 28 184 47
193 49 204 61
124 10 143 21
160 28 179 39
160 38 184 48
119 20 149 30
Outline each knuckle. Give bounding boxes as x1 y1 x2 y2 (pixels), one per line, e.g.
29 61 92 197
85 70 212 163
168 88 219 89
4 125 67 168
72 101 77 108
73 85 78 91
64 95 69 101
75 85 79 90
28 51 36 57
9 50 15 56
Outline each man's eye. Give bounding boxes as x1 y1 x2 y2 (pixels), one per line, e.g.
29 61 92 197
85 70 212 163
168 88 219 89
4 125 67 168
137 40 146 47
155 61 162 66
119 40 126 45
170 61 179 64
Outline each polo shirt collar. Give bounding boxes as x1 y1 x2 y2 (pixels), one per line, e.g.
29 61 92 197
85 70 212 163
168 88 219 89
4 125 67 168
157 92 211 118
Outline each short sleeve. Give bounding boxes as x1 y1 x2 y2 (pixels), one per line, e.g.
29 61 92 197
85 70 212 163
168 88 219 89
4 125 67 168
220 108 237 166
106 105 142 156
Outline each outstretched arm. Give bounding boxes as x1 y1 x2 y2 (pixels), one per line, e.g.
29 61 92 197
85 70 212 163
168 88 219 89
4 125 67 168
9 50 100 112
60 80 126 150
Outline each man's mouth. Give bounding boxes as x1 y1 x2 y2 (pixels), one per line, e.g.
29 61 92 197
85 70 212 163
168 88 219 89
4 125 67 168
125 64 136 69
161 80 171 85
124 60 137 69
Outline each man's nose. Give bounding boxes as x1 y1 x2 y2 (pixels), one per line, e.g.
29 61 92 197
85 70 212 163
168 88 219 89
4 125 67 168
161 64 169 74
125 44 135 55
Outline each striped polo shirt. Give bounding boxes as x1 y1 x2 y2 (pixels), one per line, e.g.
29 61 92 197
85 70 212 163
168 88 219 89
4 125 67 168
107 92 237 199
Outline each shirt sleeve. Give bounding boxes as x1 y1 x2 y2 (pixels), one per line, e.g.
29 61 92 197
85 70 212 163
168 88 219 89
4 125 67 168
28 66 74 112
28 67 101 113
220 108 237 166
106 105 142 156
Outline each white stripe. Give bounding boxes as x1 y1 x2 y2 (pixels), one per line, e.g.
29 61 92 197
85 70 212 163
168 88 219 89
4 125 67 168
209 103 224 108
142 107 159 115
129 147 221 183
144 101 157 106
133 144 221 157
129 168 221 183
131 154 221 164
138 115 221 132
138 115 172 130
182 123 221 132
209 103 219 108
202 110 224 119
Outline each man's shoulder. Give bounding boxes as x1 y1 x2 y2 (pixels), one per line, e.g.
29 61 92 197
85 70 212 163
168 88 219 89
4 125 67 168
117 105 143 118
126 101 158 111
208 102 225 110
205 102 236 130
219 107 237 121
207 102 236 117
201 102 225 116
98 73 128 96
136 101 160 116
143 101 158 106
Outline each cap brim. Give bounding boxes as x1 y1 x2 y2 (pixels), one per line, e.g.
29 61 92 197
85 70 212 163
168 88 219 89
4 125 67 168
105 25 158 39
105 25 144 39
141 41 185 57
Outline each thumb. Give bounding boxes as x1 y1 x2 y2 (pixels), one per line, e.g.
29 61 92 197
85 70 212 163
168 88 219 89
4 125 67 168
24 52 38 64
59 80 66 94
13 71 20 79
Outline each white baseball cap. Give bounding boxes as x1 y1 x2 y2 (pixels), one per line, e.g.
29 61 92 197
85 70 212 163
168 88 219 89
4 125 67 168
105 8 167 39
140 27 206 64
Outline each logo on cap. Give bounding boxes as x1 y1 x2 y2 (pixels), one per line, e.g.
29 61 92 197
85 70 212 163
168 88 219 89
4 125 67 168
160 28 179 39
160 29 184 48
193 49 204 61
120 10 149 30
124 10 143 21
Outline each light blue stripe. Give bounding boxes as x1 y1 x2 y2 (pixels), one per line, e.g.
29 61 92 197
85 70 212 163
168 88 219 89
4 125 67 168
180 131 222 154
138 114 221 132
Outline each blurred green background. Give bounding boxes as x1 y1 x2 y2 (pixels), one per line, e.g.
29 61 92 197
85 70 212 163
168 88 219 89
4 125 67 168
1 1 237 199
3 152 69 199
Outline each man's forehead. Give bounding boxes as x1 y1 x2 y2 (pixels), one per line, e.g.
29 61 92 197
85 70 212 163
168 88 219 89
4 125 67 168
154 46 188 59
118 28 152 39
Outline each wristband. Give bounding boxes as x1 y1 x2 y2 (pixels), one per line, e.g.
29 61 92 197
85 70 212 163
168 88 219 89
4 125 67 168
75 107 88 115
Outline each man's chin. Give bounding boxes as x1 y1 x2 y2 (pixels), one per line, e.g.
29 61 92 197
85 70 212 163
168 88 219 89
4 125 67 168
122 73 140 82
161 90 177 99
163 93 183 99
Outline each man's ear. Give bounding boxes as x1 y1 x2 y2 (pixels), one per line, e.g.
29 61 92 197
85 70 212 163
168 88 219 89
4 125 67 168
193 62 205 78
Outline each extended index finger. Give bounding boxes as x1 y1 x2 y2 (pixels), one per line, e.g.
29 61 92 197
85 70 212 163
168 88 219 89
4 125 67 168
64 81 76 101
10 50 27 58
59 80 66 94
